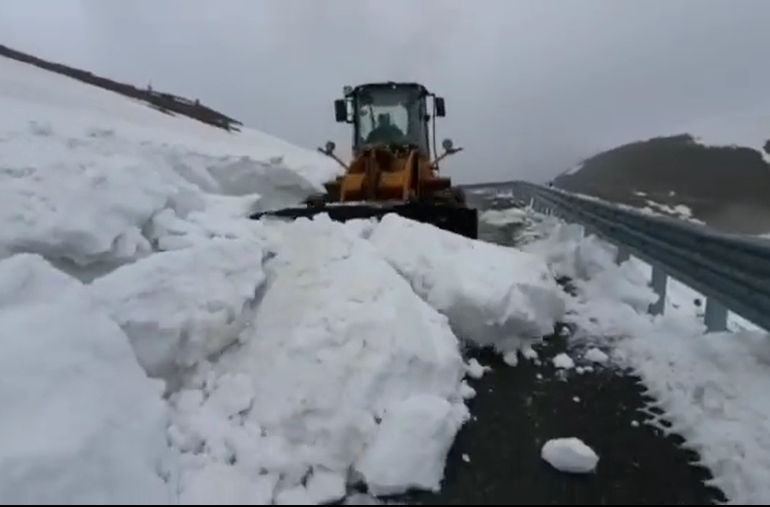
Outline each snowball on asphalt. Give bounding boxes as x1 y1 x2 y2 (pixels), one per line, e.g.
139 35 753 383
466 358 491 379
553 352 575 369
0 254 172 504
368 214 565 354
541 437 599 474
88 238 268 382
170 216 468 502
355 394 470 496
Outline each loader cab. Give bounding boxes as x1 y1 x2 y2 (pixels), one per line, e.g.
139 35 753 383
334 82 446 158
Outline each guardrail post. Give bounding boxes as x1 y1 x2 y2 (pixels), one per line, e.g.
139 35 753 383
648 265 667 316
704 298 728 332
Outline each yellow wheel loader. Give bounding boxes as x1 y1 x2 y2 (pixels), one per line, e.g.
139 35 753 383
251 82 478 239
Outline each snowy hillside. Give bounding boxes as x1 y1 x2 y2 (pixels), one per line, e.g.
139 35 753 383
0 56 568 504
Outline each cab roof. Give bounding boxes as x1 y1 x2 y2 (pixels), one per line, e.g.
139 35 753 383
348 82 430 97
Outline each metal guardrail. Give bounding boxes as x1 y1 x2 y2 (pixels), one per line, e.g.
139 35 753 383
505 182 770 333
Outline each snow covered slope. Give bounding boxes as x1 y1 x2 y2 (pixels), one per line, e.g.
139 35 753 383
0 55 341 278
0 55 566 504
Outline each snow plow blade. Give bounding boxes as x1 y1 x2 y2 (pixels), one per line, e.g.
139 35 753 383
250 202 479 240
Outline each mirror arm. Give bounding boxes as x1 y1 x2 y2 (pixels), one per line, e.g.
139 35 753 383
317 147 350 170
431 146 463 170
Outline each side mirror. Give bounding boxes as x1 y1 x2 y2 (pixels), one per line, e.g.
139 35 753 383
434 97 446 117
442 138 454 152
334 100 347 123
321 140 336 155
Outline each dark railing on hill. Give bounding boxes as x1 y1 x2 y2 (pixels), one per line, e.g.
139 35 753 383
0 44 243 133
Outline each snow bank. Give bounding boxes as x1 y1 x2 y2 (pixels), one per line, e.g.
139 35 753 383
89 238 269 385
169 216 469 503
0 254 172 504
522 212 770 504
369 214 565 354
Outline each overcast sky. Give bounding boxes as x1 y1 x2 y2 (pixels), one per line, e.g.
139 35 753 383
2 0 770 184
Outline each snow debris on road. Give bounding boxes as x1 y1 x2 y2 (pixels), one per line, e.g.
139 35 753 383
466 358 491 379
479 207 529 227
541 437 599 474
552 352 575 370
519 208 770 505
369 213 566 356
0 55 574 504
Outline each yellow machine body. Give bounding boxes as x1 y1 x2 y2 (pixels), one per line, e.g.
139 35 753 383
252 81 478 239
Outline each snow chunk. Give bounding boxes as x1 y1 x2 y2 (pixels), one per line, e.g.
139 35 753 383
355 394 470 497
466 358 491 379
479 208 528 227
584 347 609 364
89 238 267 383
173 216 467 500
541 437 599 474
553 352 575 370
0 254 172 504
368 214 565 354
503 351 520 366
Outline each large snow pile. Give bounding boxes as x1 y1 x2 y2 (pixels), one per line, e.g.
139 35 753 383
370 214 565 354
0 254 174 504
0 54 566 504
518 208 770 505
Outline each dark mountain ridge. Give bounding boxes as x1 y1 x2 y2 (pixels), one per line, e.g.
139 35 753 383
553 133 770 234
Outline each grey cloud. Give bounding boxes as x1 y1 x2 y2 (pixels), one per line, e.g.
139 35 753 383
2 0 770 183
